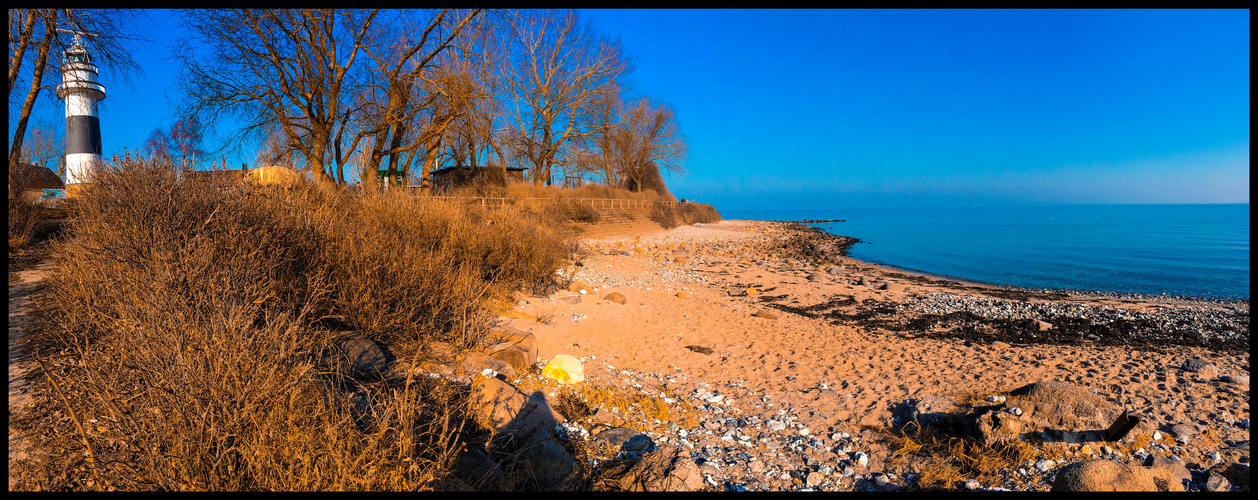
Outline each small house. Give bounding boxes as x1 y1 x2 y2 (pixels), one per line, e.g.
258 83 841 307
429 165 525 193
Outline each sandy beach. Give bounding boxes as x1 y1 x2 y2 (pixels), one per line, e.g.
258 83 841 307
502 219 1250 491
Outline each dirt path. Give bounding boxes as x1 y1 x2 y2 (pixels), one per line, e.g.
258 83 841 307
9 258 55 490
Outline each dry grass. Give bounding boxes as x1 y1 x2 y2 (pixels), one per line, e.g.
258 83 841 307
11 154 576 491
8 160 49 250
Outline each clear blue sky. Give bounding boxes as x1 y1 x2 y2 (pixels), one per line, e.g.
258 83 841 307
11 9 1250 210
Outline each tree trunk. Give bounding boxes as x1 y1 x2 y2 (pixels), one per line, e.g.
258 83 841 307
8 11 56 167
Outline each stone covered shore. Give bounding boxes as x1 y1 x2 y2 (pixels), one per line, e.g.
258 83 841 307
488 219 1249 491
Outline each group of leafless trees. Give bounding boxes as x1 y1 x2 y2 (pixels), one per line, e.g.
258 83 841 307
8 8 142 172
174 8 687 191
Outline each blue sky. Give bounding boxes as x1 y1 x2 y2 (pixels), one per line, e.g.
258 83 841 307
11 9 1249 210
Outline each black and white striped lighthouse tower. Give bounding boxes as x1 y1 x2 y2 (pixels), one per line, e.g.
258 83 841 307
56 33 106 190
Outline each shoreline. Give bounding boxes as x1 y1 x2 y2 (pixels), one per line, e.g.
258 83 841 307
500 218 1249 491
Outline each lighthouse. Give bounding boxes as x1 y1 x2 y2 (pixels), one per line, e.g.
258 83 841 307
56 34 106 190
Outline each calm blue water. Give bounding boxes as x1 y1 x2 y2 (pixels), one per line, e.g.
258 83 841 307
721 204 1249 301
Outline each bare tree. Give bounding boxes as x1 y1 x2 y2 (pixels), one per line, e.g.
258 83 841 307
573 92 687 193
357 9 480 189
8 8 143 166
176 9 381 186
143 116 206 167
498 9 628 186
20 120 65 177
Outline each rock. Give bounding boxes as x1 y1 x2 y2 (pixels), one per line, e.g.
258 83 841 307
967 381 1119 445
1052 460 1158 491
685 345 714 355
991 341 1011 349
807 273 825 282
674 257 688 265
827 267 844 274
594 427 647 450
675 291 688 299
961 479 982 490
468 376 564 440
568 281 594 294
1207 462 1249 490
1168 423 1198 443
857 277 870 287
525 437 577 485
618 446 706 491
1204 473 1232 492
744 287 758 297
452 445 505 489
1085 334 1101 341
1144 454 1191 491
753 310 778 320
806 471 823 487
1220 374 1249 387
541 355 585 384
324 332 392 380
879 283 901 292
892 395 958 428
487 329 538 375
460 350 517 379
604 292 627 304
1027 319 1053 332
1007 380 1119 432
1181 358 1220 379
1036 459 1057 472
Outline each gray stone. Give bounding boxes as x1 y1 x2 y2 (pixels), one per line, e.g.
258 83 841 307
892 395 958 428
619 446 707 491
1052 460 1158 491
857 277 870 286
1220 374 1249 387
807 272 825 282
1181 358 1220 379
594 427 655 453
1144 454 1191 491
452 445 504 489
487 330 538 374
827 267 844 274
325 332 391 380
1204 473 1232 492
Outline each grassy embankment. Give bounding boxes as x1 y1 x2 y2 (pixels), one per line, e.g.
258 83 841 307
8 155 717 490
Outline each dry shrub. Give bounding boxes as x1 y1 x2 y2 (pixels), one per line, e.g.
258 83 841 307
17 153 574 490
8 160 48 250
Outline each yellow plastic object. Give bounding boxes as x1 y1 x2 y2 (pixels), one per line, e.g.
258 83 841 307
541 355 585 384
248 165 302 187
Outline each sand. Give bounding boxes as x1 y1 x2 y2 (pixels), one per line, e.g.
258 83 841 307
502 219 1250 490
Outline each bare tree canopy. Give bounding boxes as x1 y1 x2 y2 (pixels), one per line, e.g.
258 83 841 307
498 9 630 186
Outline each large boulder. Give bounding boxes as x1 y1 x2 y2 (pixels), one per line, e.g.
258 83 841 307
1144 454 1191 491
488 330 539 374
966 381 1124 445
618 446 706 491
1052 459 1158 491
323 332 393 380
468 377 574 486
1007 381 1121 435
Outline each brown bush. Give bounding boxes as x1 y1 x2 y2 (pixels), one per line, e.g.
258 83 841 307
16 153 574 490
8 160 49 250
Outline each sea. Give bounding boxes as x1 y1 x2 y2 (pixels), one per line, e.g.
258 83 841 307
721 204 1250 301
